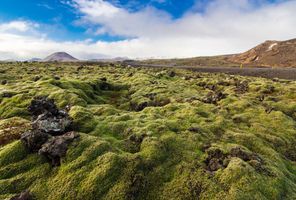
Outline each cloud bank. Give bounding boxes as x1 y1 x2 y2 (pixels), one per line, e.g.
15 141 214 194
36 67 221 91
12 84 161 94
1 0 296 60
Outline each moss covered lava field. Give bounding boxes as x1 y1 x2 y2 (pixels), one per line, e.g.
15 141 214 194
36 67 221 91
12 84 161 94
0 62 296 200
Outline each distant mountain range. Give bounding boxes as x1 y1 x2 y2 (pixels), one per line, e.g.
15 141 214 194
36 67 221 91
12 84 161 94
141 38 296 68
22 52 128 62
89 57 129 62
27 58 42 62
2 38 296 67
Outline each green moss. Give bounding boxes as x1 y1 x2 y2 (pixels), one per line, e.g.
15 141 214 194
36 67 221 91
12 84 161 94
0 63 295 199
0 94 31 118
69 106 98 133
0 141 28 167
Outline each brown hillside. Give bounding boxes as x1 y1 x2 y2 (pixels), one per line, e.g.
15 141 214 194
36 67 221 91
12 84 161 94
228 39 296 67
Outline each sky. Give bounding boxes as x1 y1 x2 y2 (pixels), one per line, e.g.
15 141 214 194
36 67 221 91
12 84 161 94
0 0 296 60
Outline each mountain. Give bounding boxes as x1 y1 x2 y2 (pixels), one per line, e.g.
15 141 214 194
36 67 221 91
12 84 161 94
89 57 129 62
27 58 42 62
43 52 79 62
0 59 17 62
228 38 296 67
141 38 296 68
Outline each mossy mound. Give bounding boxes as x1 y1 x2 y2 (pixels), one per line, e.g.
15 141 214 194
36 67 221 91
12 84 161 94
0 63 296 199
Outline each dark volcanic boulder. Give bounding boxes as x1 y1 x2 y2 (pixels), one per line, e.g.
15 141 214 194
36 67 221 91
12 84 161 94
28 96 72 135
32 111 72 135
28 96 59 119
20 96 77 167
39 132 79 166
20 130 49 152
10 190 32 200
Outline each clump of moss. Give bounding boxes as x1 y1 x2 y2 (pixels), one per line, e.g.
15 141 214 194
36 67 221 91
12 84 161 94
0 117 30 146
69 106 98 133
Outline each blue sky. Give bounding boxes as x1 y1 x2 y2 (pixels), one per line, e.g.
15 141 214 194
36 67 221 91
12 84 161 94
0 0 199 41
0 0 295 60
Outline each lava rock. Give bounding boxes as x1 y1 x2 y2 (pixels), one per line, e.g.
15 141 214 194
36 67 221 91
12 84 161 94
262 85 275 94
188 126 201 133
168 71 176 77
235 80 249 94
28 96 59 119
21 130 49 152
257 94 265 102
202 91 227 104
197 82 207 87
32 111 72 135
124 133 148 153
230 147 262 162
28 96 72 134
54 76 60 80
128 73 134 77
33 75 41 82
130 102 149 112
182 76 191 80
204 84 217 91
10 190 32 200
100 77 107 82
39 132 79 166
21 96 76 167
217 80 231 86
1 80 7 85
99 81 112 90
204 148 226 171
129 133 147 144
1 91 14 98
77 65 84 71
204 146 263 172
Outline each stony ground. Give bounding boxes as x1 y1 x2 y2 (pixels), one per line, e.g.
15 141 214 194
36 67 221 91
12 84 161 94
0 62 296 200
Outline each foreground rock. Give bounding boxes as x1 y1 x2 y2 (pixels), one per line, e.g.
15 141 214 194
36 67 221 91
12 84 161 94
21 130 49 152
39 132 79 166
10 190 32 200
21 96 78 166
204 146 265 173
28 96 72 134
28 96 59 119
32 111 72 135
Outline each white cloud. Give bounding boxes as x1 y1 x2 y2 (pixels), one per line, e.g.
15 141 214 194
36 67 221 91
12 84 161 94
1 0 296 60
0 21 38 33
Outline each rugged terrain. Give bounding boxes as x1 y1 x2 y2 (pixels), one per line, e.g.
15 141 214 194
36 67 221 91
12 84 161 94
0 62 296 200
141 38 296 68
